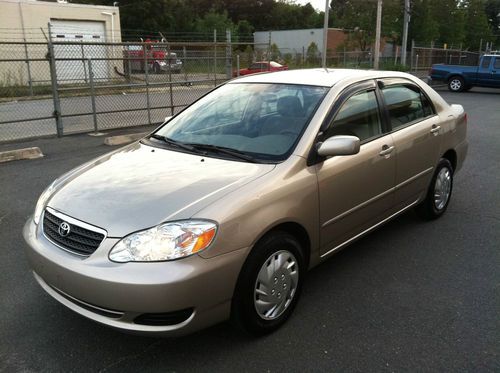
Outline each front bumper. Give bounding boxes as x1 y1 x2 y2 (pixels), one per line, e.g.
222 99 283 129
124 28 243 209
23 218 249 336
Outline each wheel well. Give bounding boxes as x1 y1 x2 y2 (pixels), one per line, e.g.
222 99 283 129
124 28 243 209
448 74 463 83
442 149 457 171
263 222 311 267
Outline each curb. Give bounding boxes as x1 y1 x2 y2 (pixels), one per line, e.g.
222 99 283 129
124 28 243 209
0 147 44 163
104 132 148 146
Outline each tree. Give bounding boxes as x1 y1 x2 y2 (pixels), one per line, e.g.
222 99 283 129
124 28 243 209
433 0 465 47
193 10 235 39
463 0 494 50
484 0 500 45
410 0 440 45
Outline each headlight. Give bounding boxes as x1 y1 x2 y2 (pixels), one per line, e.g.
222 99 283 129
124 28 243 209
33 182 56 225
109 220 217 262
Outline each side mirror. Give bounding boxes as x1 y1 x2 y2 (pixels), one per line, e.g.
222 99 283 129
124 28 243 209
164 116 172 123
317 135 360 157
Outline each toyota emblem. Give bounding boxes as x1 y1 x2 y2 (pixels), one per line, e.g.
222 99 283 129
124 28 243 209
58 221 71 237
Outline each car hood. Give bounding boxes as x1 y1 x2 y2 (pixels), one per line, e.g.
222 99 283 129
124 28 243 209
47 142 275 237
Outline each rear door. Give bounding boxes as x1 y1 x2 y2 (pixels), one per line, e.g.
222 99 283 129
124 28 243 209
316 81 396 255
379 79 441 210
477 56 493 87
490 57 500 87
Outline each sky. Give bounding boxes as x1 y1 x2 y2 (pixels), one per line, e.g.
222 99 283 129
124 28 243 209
294 0 328 12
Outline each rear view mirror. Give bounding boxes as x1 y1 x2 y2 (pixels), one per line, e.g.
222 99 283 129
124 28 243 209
317 135 360 157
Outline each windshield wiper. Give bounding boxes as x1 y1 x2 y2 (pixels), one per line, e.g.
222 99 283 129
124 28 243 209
186 143 257 163
149 134 198 153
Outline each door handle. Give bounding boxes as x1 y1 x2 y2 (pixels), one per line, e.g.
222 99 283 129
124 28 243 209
379 145 394 157
430 124 441 135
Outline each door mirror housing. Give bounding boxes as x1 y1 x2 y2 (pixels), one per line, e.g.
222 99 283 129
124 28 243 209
317 135 360 157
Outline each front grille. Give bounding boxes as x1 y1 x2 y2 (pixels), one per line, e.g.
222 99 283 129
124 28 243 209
43 209 105 256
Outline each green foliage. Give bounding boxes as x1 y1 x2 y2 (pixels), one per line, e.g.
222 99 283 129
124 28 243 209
464 0 494 50
194 10 235 36
244 45 254 66
306 42 319 64
73 0 495 51
270 43 281 60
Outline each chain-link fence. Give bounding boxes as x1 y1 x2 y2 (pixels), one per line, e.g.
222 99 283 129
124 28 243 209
0 39 258 142
410 44 480 77
0 38 488 142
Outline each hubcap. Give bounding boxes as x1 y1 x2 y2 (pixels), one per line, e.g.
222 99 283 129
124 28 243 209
254 250 299 320
450 79 461 91
434 167 452 210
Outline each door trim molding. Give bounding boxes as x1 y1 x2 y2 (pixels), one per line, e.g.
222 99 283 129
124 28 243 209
320 199 420 258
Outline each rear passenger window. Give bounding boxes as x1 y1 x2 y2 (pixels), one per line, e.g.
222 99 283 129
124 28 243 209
481 57 492 69
325 90 382 142
494 58 500 69
381 85 434 130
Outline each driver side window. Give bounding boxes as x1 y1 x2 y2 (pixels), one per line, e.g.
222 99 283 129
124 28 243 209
324 90 382 142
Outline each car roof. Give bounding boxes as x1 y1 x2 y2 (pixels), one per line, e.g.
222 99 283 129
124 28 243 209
229 68 411 87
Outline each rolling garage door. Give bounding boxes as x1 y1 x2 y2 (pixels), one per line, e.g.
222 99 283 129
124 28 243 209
50 19 108 82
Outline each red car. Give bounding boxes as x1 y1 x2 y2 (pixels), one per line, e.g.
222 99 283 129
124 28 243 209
234 61 288 77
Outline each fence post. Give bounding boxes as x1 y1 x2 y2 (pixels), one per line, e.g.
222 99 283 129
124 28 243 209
143 43 151 125
87 59 98 133
213 29 217 87
81 43 88 83
268 31 271 71
183 46 188 83
22 42 34 96
47 22 63 137
410 39 414 71
226 29 232 79
415 54 419 73
167 43 174 117
236 55 240 77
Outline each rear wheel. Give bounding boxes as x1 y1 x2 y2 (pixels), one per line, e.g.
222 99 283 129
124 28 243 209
416 158 454 220
231 232 305 336
448 76 465 92
153 63 162 74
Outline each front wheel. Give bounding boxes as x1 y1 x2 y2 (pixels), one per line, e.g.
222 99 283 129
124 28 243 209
448 76 465 92
416 158 454 220
231 232 305 336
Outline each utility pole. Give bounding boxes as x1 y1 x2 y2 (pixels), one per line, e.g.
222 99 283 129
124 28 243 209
401 0 410 66
373 0 382 69
322 0 329 68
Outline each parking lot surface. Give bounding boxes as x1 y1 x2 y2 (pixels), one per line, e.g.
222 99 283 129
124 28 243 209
0 88 498 372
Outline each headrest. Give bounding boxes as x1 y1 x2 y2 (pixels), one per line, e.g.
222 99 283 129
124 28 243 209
277 96 303 117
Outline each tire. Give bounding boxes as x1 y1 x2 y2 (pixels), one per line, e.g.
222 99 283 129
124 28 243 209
416 158 454 220
153 63 162 74
231 232 305 336
448 76 465 92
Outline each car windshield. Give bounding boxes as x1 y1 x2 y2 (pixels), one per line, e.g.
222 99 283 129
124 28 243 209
154 83 328 162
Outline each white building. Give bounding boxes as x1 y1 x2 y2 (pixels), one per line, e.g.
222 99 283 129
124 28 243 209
0 0 121 84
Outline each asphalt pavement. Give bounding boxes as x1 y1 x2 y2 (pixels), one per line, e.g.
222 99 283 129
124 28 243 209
0 87 498 372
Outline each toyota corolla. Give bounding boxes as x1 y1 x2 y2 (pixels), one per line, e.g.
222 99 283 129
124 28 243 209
23 69 468 336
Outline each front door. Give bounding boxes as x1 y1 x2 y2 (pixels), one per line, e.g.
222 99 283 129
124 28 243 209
316 87 396 256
